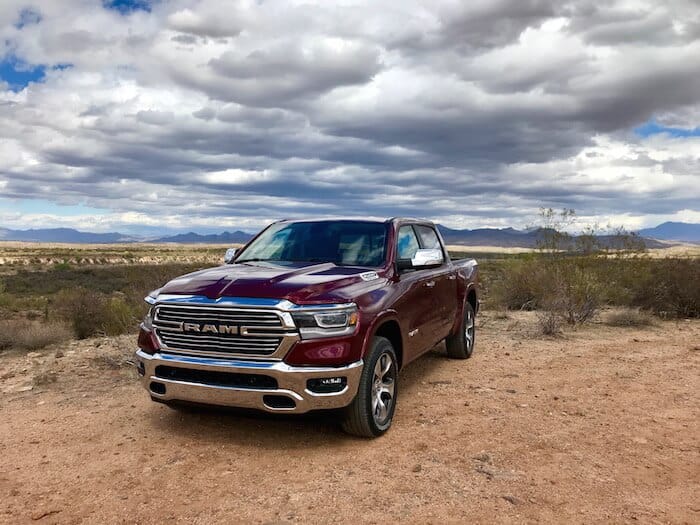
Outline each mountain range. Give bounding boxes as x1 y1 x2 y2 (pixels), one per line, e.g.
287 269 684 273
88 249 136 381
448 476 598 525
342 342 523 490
0 221 698 246
637 222 700 243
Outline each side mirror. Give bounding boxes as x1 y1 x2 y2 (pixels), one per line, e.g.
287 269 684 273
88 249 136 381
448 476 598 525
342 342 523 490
397 249 444 272
411 248 443 268
224 248 238 264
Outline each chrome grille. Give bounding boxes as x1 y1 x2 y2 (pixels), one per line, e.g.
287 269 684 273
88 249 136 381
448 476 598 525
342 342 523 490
156 305 283 326
153 304 297 359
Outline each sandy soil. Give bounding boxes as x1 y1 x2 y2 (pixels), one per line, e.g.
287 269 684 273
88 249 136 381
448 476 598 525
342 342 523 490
1 312 698 524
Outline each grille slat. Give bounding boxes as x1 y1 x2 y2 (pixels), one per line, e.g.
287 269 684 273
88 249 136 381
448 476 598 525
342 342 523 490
155 306 282 325
157 313 281 324
157 332 283 344
159 334 282 348
153 304 295 358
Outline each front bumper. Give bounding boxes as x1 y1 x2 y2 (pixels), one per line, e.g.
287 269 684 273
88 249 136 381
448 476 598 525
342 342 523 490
135 350 363 414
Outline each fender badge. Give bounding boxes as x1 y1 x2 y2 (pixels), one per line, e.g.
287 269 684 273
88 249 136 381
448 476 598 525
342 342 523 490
360 271 379 281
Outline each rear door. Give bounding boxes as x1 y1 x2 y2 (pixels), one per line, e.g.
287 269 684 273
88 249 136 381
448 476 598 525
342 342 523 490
414 224 459 345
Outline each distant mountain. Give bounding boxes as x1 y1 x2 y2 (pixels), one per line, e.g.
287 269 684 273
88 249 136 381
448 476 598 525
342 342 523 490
437 225 540 247
0 227 137 243
637 222 700 243
0 222 687 247
153 231 253 244
437 225 667 249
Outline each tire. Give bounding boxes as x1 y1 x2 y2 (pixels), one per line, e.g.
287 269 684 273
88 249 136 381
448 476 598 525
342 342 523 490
341 336 399 438
445 301 476 359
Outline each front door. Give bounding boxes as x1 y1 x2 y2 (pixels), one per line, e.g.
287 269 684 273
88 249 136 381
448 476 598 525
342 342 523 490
393 225 442 361
413 225 459 342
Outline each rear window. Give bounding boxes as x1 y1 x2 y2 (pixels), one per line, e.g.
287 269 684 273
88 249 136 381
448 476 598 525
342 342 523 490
415 225 441 250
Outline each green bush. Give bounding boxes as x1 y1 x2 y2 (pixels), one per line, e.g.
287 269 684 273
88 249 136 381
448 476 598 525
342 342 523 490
633 258 700 318
487 254 699 321
54 288 140 339
55 288 109 339
548 262 602 324
101 295 138 336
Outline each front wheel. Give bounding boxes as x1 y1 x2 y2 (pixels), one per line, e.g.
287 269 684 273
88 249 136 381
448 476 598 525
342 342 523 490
341 336 398 438
445 301 476 359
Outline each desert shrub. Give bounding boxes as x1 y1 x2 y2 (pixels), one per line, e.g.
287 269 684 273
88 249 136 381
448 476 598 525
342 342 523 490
55 288 108 339
536 310 562 335
488 254 699 320
101 295 138 336
549 262 602 325
0 319 73 351
2 263 200 299
54 288 142 338
1 263 204 340
632 258 700 318
488 256 552 310
53 262 72 271
489 256 601 324
604 309 654 327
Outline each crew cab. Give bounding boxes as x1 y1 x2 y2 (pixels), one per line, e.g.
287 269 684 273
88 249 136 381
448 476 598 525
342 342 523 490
135 218 479 437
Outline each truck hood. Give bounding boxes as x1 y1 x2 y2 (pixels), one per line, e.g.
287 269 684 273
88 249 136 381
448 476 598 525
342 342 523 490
155 261 385 304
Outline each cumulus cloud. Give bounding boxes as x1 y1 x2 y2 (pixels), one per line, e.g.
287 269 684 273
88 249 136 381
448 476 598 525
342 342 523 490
0 0 698 233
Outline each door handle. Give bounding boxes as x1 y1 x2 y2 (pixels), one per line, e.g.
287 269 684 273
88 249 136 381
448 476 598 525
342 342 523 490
424 281 435 288
447 275 456 280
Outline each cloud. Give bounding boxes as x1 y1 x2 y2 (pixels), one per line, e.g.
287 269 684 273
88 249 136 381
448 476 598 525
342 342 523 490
0 0 698 233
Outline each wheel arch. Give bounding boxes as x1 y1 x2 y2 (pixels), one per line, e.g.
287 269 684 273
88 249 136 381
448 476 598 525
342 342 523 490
364 311 404 370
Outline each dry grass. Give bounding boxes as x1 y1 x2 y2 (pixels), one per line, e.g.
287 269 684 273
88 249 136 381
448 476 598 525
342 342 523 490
536 310 563 335
0 319 73 351
445 245 537 254
604 308 655 327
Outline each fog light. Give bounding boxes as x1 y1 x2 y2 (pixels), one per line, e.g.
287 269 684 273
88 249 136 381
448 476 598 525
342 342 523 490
307 377 347 394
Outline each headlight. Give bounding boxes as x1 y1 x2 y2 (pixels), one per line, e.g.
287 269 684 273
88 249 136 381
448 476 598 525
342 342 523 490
292 305 359 339
142 306 154 331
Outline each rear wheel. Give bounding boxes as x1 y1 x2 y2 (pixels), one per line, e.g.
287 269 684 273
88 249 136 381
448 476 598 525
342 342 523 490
445 301 476 359
341 336 398 438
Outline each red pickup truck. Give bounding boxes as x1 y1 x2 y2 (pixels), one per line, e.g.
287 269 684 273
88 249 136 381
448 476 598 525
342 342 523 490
135 218 479 437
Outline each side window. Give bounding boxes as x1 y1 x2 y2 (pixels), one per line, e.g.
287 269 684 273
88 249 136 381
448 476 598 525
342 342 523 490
397 226 420 260
415 225 441 250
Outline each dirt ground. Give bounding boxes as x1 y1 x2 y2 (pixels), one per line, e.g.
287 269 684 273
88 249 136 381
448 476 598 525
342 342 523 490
1 311 698 524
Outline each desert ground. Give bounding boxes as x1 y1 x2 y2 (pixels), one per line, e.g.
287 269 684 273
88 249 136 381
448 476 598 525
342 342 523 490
1 311 698 524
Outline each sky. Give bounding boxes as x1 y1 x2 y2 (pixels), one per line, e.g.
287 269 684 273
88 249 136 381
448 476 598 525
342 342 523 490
1 0 700 234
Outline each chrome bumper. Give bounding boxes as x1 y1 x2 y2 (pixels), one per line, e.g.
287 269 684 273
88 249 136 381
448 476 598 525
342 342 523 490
135 350 363 414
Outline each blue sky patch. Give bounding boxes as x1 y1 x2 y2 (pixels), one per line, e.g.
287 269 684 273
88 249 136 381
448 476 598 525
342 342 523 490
0 56 46 91
635 119 700 138
103 0 152 14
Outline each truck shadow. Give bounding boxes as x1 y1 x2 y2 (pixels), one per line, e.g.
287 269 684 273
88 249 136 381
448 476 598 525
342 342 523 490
146 343 449 447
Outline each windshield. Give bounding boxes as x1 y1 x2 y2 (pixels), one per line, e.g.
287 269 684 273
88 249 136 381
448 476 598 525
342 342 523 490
236 220 388 267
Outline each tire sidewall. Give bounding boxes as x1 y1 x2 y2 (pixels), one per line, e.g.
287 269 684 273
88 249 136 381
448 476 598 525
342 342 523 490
462 302 476 357
363 338 398 434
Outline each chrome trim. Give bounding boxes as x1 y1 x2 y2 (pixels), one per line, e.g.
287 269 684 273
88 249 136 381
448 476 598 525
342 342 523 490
152 304 299 361
147 295 356 312
298 325 358 339
136 350 363 414
154 302 297 329
144 296 359 359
